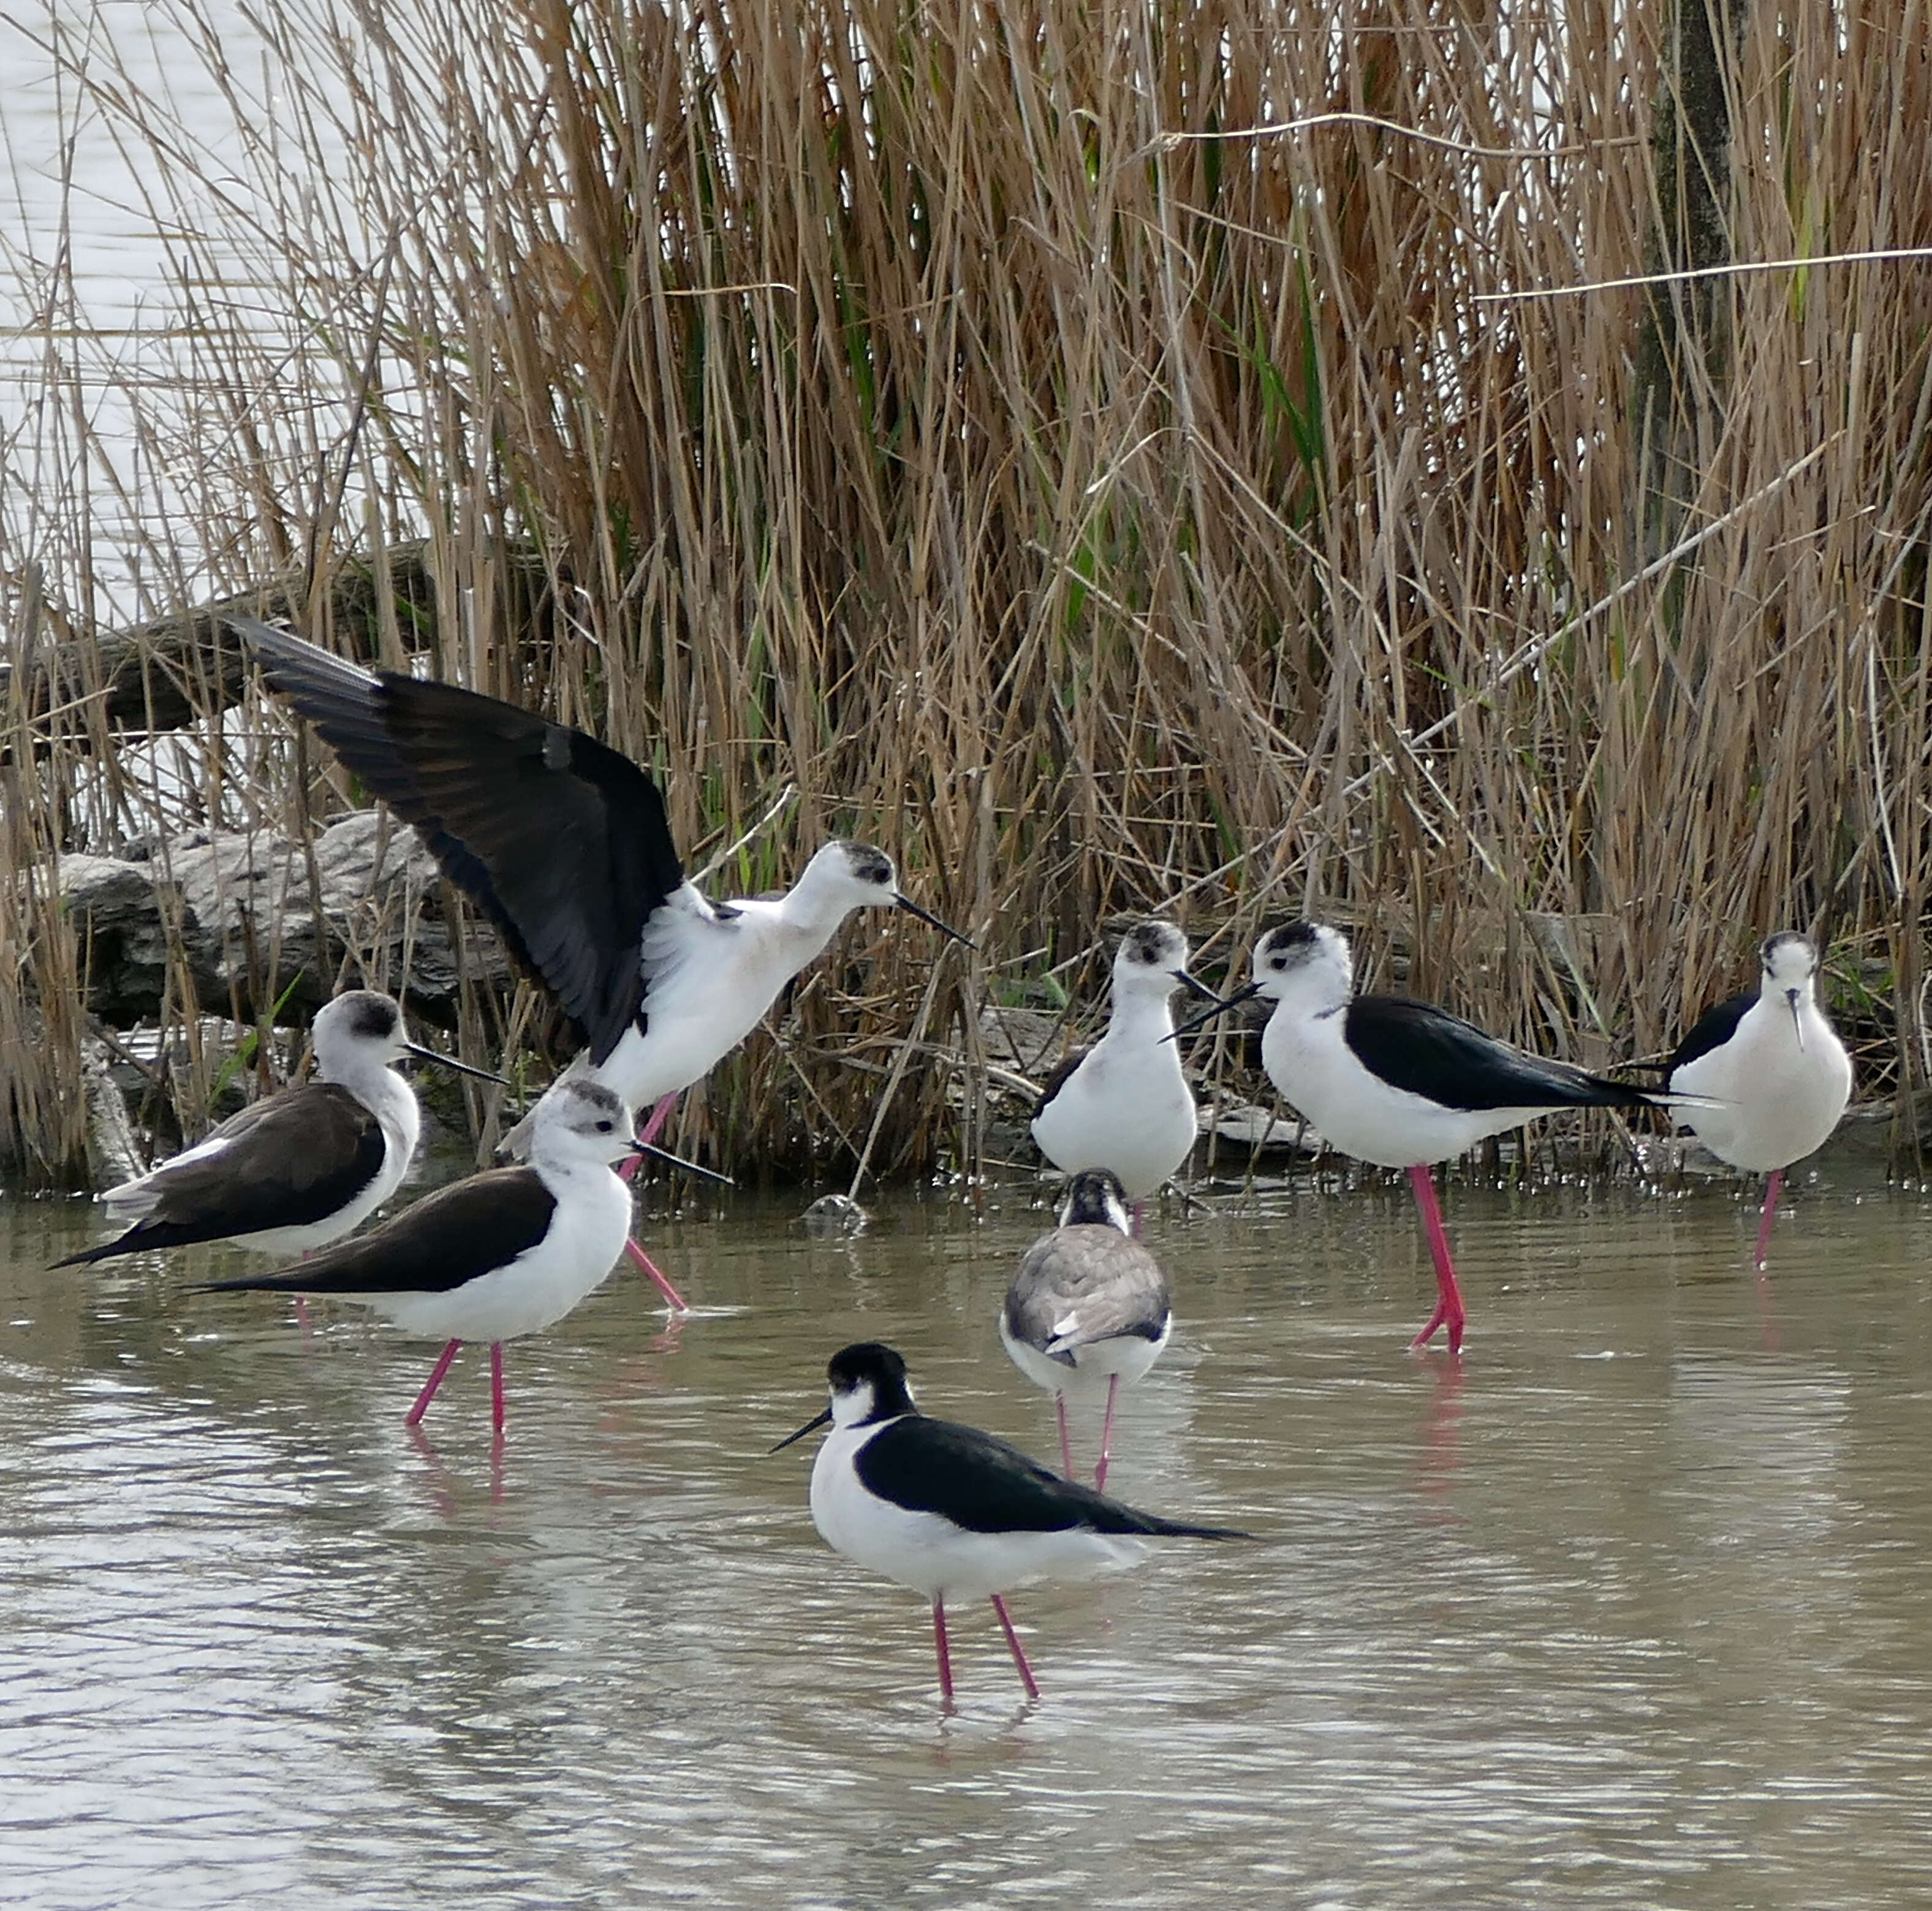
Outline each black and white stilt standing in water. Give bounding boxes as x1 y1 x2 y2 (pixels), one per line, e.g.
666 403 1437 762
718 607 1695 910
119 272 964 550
1030 920 1217 1229
1178 922 1691 1355
54 990 501 1268
772 1342 1246 1705
1667 931 1851 1270
999 1170 1173 1490
233 618 971 1313
199 1078 642 1437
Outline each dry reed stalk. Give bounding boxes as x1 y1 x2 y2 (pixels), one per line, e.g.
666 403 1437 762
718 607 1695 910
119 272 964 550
2 0 1930 1181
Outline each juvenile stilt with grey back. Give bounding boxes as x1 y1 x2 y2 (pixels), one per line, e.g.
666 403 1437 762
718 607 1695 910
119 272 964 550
1000 1170 1172 1490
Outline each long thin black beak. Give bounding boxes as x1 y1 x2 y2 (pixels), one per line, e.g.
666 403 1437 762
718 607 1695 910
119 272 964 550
1787 988 1805 1052
403 1042 510 1086
628 1140 737 1188
1173 966 1222 1005
770 1405 833 1453
894 893 976 949
1166 978 1266 1043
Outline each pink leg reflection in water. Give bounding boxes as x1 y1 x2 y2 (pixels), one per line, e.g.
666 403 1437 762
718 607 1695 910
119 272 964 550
1411 1350 1467 1501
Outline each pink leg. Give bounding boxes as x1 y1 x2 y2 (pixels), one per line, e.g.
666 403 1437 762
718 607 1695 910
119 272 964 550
624 1238 690 1311
932 1597 955 1702
406 1339 463 1426
1754 1167 1785 1271
1055 1393 1075 1479
616 1094 690 1311
1094 1372 1120 1494
1406 1164 1467 1355
490 1342 506 1436
990 1594 1041 1700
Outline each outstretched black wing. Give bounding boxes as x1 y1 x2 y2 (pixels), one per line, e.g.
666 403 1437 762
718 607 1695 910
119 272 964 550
237 618 682 1063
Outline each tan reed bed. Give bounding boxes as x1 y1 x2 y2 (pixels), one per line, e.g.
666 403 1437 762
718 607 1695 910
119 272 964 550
2 0 1930 1186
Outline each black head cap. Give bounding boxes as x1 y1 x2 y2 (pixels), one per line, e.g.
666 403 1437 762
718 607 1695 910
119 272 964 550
341 991 403 1041
1059 1168 1131 1230
1122 920 1183 964
1760 930 1816 970
1257 920 1319 951
845 844 895 887
826 1341 918 1418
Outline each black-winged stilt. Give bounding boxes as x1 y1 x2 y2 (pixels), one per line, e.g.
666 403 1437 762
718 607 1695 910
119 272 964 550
232 618 969 1311
999 1170 1172 1490
53 990 500 1268
1181 921 1686 1355
1030 920 1215 1227
771 1341 1245 1705
200 1077 640 1436
1667 931 1852 1269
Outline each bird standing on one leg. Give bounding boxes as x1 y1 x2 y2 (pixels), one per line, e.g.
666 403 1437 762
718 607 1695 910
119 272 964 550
1667 931 1852 1270
1179 921 1693 1355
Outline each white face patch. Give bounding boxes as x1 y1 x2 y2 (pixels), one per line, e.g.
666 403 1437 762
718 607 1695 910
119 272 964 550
829 1377 879 1428
1762 935 1817 990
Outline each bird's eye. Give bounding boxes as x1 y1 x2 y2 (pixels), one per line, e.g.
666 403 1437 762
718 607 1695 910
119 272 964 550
596 1119 613 1132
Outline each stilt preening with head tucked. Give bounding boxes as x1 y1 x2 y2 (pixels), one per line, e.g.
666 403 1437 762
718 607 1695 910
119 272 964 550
773 1342 1246 1705
999 1170 1172 1491
1178 922 1700 1355
1667 931 1852 1270
234 619 970 1313
53 990 501 1270
198 1078 641 1436
1030 920 1217 1231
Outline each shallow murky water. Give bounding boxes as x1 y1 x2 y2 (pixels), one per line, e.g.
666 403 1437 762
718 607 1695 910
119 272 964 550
6 1162 1932 1908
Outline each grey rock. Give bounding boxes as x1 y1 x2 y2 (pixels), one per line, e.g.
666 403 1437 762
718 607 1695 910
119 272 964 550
58 812 510 1027
800 1192 870 1237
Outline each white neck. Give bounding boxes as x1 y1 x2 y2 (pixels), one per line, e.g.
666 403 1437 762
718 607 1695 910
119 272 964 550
1104 985 1180 1045
327 1048 407 1108
773 876 866 950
